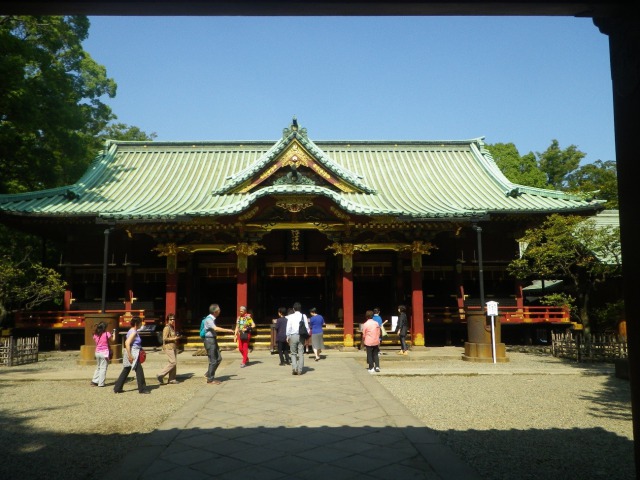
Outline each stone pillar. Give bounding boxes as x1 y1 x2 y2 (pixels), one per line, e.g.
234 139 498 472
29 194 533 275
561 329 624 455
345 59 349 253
78 312 122 366
462 311 508 363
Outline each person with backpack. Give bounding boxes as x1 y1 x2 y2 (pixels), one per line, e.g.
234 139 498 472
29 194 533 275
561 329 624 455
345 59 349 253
202 303 235 385
285 302 310 376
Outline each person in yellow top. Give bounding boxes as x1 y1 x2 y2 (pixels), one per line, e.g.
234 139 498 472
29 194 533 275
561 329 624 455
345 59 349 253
157 313 181 384
234 306 255 368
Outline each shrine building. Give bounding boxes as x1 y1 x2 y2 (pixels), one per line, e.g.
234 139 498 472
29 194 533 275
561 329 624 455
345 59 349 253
0 119 604 347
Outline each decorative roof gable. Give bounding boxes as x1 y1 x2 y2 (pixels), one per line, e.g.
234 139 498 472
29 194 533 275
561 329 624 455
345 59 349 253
213 118 376 196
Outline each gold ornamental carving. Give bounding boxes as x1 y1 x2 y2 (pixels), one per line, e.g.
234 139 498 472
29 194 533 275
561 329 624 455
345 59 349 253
154 243 180 274
275 196 314 213
326 242 355 272
402 241 435 272
281 142 313 169
326 242 356 256
234 242 265 273
238 206 259 221
154 243 180 257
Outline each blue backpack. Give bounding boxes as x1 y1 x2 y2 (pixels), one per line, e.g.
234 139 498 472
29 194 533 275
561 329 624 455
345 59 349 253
199 315 209 338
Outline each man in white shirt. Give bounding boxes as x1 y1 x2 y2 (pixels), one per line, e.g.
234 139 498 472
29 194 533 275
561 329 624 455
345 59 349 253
286 301 310 375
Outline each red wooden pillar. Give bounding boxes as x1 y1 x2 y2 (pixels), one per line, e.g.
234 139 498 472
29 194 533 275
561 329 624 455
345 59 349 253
411 256 425 347
124 267 133 313
515 280 524 312
63 267 73 311
162 245 178 323
408 242 433 347
165 273 177 318
328 243 355 347
237 270 248 313
234 242 263 318
342 269 354 347
63 289 73 312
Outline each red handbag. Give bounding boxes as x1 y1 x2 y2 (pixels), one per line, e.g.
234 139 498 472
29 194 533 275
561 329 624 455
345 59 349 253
138 349 147 364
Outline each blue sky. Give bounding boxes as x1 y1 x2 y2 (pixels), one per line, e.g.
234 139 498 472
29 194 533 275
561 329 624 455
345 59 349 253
84 16 614 164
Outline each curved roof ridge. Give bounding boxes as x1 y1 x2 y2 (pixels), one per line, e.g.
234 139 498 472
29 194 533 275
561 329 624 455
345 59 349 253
213 120 375 195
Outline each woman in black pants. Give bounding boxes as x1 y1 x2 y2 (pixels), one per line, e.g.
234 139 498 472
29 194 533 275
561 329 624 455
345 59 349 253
114 316 149 394
396 305 409 355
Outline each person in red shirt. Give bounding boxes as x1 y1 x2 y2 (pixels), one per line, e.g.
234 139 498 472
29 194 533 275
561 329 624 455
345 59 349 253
361 310 381 373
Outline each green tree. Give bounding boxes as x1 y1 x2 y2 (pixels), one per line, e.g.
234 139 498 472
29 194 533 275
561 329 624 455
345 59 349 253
0 15 117 194
0 247 66 325
566 160 618 209
100 122 157 142
485 142 548 188
508 214 622 334
537 139 585 189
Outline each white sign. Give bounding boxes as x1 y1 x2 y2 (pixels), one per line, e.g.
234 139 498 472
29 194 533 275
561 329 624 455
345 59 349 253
486 301 499 317
391 315 399 332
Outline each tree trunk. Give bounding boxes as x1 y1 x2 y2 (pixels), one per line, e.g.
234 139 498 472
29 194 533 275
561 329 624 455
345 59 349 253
579 292 590 336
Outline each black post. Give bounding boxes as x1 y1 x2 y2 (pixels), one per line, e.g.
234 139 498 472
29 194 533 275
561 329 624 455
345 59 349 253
101 228 112 313
473 223 485 311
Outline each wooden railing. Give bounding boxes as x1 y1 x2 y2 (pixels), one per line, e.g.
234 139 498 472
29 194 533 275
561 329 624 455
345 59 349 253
424 305 570 324
13 310 163 329
11 305 569 331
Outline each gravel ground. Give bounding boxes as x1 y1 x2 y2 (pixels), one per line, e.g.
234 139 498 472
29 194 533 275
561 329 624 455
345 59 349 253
0 349 635 480
0 350 205 480
378 357 634 480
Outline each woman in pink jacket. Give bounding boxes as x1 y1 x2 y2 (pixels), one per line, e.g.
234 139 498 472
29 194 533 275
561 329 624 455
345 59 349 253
362 310 381 373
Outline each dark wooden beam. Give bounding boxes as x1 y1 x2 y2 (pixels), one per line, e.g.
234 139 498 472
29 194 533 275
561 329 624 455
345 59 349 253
0 1 626 18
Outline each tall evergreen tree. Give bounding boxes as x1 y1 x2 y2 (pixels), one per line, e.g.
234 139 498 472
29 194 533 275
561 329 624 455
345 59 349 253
0 15 117 194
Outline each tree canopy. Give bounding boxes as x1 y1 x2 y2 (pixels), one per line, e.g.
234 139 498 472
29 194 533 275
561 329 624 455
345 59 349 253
0 16 154 320
507 214 622 334
0 15 119 194
486 140 618 208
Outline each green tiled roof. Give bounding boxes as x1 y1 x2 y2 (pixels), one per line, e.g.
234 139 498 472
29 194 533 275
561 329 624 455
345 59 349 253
0 123 604 222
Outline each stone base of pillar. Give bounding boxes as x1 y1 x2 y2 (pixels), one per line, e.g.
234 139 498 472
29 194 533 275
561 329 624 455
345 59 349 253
462 342 509 362
77 344 123 365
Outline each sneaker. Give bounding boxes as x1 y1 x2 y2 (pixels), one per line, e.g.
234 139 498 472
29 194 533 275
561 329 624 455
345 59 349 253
156 375 164 384
375 367 381 372
368 368 375 373
240 364 246 368
292 371 298 375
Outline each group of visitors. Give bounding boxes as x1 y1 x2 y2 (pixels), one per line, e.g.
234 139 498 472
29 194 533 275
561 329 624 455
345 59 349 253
91 301 408 391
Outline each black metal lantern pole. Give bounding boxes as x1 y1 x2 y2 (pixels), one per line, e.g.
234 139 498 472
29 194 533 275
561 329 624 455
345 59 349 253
101 228 112 313
473 223 485 311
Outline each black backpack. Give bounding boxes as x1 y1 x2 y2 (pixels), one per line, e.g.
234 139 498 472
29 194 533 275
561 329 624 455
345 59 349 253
298 314 309 338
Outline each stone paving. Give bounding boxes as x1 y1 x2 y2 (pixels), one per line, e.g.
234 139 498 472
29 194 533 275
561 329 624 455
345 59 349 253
102 347 483 480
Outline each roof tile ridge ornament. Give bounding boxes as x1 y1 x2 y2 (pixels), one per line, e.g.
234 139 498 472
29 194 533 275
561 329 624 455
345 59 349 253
282 115 308 139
